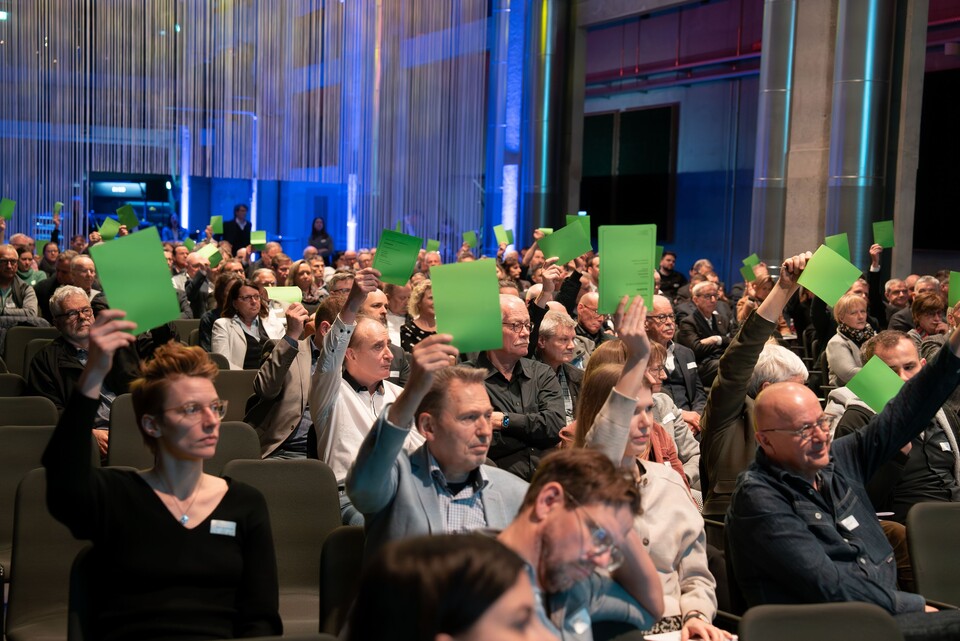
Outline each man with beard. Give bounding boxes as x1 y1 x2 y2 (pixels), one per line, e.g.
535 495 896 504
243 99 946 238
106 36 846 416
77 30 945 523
498 448 663 640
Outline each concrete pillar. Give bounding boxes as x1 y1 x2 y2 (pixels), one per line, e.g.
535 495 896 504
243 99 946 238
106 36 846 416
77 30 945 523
782 0 838 258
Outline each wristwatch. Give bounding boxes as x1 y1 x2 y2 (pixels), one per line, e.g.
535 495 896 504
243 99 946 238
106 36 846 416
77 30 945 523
682 611 709 625
501 415 510 429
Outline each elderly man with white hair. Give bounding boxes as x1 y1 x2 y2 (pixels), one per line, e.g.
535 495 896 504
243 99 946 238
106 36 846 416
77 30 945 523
699 251 811 518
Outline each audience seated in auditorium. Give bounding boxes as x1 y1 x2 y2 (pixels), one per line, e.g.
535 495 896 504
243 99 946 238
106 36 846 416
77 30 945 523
401 279 437 352
906 292 949 351
677 280 736 387
888 275 941 332
34 249 77 322
212 278 285 370
0 243 39 317
826 292 875 386
657 250 686 303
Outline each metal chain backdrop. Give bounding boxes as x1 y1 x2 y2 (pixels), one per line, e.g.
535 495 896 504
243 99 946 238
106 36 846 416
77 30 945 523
0 0 488 250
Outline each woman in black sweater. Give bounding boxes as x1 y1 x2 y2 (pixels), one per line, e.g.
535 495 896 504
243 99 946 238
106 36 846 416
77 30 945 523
43 309 282 640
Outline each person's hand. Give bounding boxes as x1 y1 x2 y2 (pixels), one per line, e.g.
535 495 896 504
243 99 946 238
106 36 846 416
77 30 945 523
117 224 129 237
204 225 214 240
681 617 733 641
777 251 811 290
460 242 471 254
491 411 506 430
93 430 109 457
352 267 380 295
935 319 951 335
539 257 562 296
613 295 650 363
704 335 723 347
925 604 939 612
89 230 102 245
532 228 545 242
869 243 883 269
407 334 459 393
497 242 507 258
52 210 61 227
736 296 758 323
0 217 6 235
682 410 701 435
284 303 311 340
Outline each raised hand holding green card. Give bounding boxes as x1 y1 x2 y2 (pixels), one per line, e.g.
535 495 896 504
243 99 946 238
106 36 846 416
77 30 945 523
372 229 424 286
537 221 592 265
873 221 895 248
797 244 863 307
210 216 223 234
89 227 181 333
430 259 503 353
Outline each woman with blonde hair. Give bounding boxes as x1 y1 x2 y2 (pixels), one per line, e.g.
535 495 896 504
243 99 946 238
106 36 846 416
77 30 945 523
401 279 437 352
826 291 875 386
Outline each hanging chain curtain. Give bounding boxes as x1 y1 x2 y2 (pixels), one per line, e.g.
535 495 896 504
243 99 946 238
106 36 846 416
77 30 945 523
0 0 487 249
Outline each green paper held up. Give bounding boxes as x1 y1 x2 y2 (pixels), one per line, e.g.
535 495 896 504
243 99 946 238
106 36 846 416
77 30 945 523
846 356 905 414
426 239 440 253
537 221 593 266
873 221 895 248
598 224 656 315
53 201 64 216
116 204 139 230
824 233 851 262
740 264 757 283
196 242 222 268
742 253 760 267
566 215 591 239
950 272 960 309
210 216 223 234
36 240 48 256
494 225 509 246
250 230 267 250
265 287 303 304
0 198 16 220
797 244 863 308
183 237 196 251
372 229 424 286
655 246 664 266
537 228 554 236
506 229 514 245
99 217 122 240
430 259 503 353
89 227 181 334
395 220 403 232
462 230 478 248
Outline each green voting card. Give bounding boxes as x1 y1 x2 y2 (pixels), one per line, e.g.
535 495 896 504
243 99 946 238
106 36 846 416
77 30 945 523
824 233 851 262
265 287 303 304
183 237 196 251
430 259 503 353
506 229 514 245
0 198 15 220
655 245 664 266
797 244 863 307
462 230 478 248
89 227 181 333
537 220 592 265
873 221 895 249
950 272 960 309
566 215 591 239
196 242 222 268
395 220 403 232
598 224 656 315
537 228 554 236
846 356 904 414
740 264 757 283
742 253 760 267
99 217 122 240
36 240 48 256
372 229 423 286
210 216 223 234
494 224 510 245
116 204 139 230
426 239 440 253
250 230 267 250
53 201 64 216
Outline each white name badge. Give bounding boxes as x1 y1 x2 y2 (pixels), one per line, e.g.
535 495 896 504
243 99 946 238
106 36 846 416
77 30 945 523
941 441 952 452
570 608 591 635
687 361 697 370
210 520 237 537
662 413 676 424
840 515 860 531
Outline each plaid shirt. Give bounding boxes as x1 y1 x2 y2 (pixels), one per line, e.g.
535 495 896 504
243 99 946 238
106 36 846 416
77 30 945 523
428 453 489 532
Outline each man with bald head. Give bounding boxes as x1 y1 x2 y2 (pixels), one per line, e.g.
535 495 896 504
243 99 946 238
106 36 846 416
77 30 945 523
575 291 614 349
469 294 565 480
726 322 960 636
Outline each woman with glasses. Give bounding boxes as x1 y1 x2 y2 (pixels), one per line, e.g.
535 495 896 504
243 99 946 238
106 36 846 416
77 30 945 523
212 278 285 369
43 310 281 639
575 296 730 641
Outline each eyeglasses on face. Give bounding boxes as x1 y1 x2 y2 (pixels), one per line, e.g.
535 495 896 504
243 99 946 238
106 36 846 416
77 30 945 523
0 258 18 265
647 313 676 325
581 306 610 320
162 400 228 422
237 294 261 303
695 293 719 300
763 414 836 442
502 321 533 333
56 307 94 322
566 493 624 572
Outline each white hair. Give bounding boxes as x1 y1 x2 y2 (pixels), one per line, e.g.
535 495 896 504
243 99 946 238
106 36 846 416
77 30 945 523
747 343 809 398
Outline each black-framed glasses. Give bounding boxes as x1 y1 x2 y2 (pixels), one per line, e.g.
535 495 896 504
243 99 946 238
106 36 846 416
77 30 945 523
0 258 18 265
567 493 624 572
162 400 228 423
647 313 676 325
581 305 610 320
502 321 533 333
763 414 836 442
55 307 94 322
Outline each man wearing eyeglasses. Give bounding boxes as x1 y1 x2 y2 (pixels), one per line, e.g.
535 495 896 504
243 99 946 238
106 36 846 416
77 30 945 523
0 244 38 317
677 281 735 388
27 285 140 457
575 292 615 349
469 295 565 481
726 321 960 635
498 448 664 639
645 295 706 434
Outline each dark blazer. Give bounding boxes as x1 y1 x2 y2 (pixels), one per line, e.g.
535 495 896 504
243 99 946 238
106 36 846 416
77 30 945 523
677 310 735 387
666 341 707 413
221 219 251 251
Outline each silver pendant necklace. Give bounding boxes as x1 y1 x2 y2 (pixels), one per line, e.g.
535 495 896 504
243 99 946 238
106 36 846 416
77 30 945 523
158 474 203 526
